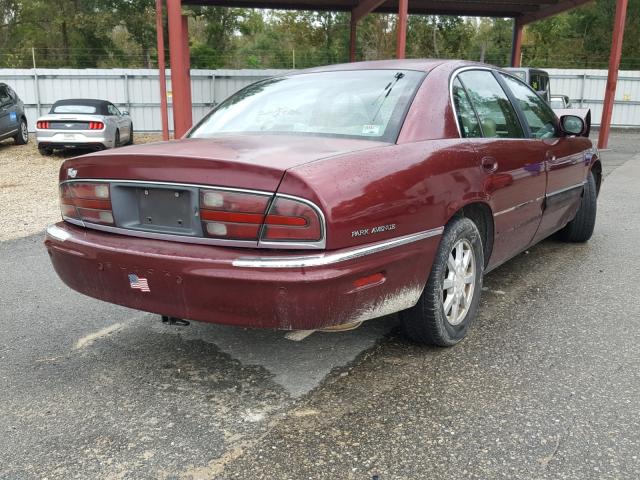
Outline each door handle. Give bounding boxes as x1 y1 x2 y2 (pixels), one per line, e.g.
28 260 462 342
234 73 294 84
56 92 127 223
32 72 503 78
481 156 498 173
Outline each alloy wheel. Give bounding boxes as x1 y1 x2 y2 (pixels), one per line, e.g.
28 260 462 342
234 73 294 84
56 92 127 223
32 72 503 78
442 238 476 326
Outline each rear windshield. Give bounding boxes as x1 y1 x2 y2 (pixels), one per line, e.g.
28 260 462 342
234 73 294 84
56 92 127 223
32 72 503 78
189 70 425 142
52 105 97 114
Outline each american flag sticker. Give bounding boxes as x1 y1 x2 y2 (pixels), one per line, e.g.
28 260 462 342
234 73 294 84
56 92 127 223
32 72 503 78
128 274 150 292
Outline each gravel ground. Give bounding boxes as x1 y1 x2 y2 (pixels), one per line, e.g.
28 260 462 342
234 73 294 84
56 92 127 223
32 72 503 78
0 134 162 241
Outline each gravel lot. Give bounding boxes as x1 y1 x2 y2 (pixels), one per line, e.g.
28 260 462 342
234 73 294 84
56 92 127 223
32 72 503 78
0 134 161 241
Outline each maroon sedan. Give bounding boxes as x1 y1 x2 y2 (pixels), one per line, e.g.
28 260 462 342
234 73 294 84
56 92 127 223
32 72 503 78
45 60 600 346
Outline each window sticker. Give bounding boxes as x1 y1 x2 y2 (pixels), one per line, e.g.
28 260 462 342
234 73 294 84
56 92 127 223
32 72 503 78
9 111 17 122
362 124 381 135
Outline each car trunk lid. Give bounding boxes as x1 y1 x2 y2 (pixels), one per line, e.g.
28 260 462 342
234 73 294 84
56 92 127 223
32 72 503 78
61 135 387 191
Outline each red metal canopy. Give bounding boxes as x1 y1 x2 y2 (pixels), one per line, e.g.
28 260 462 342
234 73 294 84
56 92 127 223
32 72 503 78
158 0 628 148
183 0 589 21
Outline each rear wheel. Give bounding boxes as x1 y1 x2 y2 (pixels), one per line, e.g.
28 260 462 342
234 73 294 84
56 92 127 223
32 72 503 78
558 171 597 242
38 146 53 156
14 118 28 145
400 217 484 346
125 125 134 145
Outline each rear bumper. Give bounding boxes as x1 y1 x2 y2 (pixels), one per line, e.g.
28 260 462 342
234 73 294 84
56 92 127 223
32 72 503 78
44 222 442 330
36 131 111 148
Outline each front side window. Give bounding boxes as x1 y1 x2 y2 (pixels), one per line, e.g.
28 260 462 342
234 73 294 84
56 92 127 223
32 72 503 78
452 78 481 138
530 75 540 91
108 104 120 116
189 70 425 142
458 70 524 139
500 73 557 139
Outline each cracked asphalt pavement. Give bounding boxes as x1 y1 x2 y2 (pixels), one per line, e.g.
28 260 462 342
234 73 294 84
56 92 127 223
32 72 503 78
1 133 639 479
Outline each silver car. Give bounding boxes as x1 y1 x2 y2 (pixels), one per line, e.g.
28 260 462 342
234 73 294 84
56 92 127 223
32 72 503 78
36 99 133 155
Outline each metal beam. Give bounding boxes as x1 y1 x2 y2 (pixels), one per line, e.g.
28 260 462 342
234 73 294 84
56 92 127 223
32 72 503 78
520 0 593 24
598 0 628 149
183 0 548 17
352 0 386 22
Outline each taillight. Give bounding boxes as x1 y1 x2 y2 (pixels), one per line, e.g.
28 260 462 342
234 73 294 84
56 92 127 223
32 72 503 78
199 189 324 244
261 196 323 243
60 182 114 225
200 189 270 241
89 121 104 130
37 121 50 129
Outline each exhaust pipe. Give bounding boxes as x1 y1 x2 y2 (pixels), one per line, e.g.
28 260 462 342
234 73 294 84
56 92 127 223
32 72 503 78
161 315 190 326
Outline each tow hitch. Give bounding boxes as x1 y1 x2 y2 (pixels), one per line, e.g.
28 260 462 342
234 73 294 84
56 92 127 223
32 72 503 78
161 315 190 326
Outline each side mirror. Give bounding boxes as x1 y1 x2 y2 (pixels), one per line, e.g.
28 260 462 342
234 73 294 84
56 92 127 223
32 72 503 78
122 111 130 116
560 115 585 136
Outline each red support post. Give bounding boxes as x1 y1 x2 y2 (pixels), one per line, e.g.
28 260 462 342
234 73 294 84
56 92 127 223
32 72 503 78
396 0 408 59
181 14 192 130
511 18 524 67
167 0 192 139
350 0 385 62
349 14 357 62
598 0 628 149
155 0 169 141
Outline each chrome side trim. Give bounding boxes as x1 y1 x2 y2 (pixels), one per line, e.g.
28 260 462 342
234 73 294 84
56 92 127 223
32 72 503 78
59 179 327 250
46 224 72 242
65 221 262 248
232 227 444 268
493 181 586 217
494 198 538 217
546 181 587 198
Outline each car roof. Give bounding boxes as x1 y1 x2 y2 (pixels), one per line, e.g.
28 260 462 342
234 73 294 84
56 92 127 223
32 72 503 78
50 98 113 115
52 98 112 108
504 67 549 76
297 59 482 74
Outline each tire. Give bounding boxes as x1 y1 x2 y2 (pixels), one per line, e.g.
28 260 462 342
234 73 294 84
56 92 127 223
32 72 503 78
125 125 134 145
38 146 53 156
400 217 484 346
558 171 597 243
113 130 121 148
14 118 28 145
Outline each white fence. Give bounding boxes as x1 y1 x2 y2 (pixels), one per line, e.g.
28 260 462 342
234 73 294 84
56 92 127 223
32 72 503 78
1 67 639 132
0 68 288 132
546 68 640 128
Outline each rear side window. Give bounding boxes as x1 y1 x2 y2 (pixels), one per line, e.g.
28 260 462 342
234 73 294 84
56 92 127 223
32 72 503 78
458 70 524 139
0 85 10 105
500 73 557 139
452 78 481 138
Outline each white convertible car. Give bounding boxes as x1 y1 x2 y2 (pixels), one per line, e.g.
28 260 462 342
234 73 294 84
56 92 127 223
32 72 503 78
36 99 133 155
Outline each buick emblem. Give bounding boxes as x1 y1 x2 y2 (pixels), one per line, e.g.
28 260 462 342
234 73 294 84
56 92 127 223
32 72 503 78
67 167 78 178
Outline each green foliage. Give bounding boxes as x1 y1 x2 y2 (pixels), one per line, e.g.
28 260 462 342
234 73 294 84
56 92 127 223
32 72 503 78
0 0 639 69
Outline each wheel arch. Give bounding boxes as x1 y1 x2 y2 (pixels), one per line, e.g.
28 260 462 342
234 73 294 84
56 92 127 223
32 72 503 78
447 201 495 268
